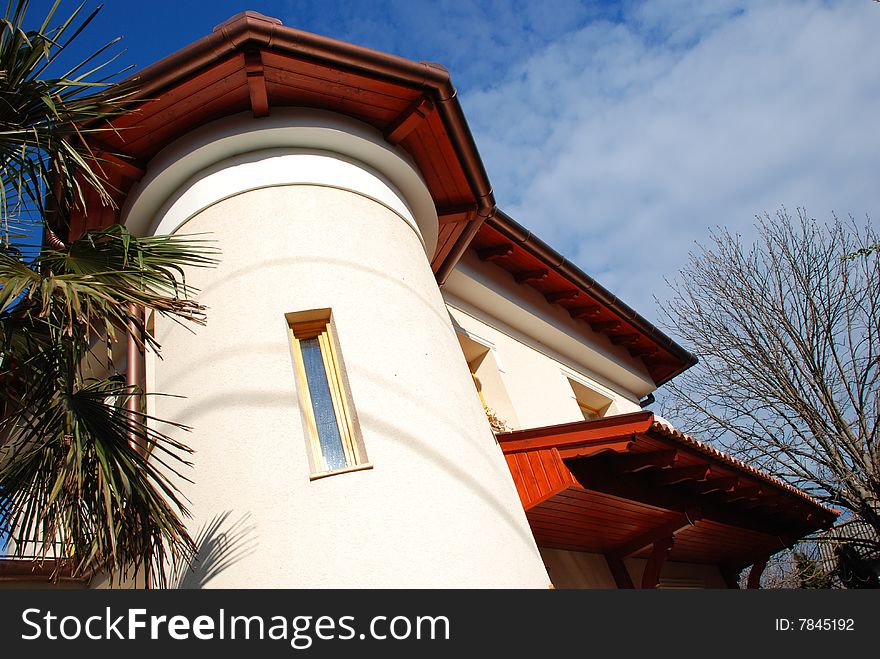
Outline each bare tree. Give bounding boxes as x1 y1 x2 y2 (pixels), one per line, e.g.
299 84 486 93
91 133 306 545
660 208 879 562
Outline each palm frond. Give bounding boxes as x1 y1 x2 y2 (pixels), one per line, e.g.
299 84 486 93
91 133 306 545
0 0 220 589
0 0 134 238
2 222 217 584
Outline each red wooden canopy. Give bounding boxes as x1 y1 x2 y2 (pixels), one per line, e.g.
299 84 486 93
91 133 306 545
499 411 837 587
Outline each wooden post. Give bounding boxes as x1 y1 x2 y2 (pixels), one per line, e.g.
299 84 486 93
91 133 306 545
641 536 674 589
747 556 769 589
126 304 145 451
719 565 741 589
605 554 635 589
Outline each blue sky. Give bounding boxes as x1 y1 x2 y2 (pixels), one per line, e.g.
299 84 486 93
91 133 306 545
25 0 880 321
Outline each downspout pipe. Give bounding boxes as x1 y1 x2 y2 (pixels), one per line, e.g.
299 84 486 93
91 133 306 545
125 305 145 452
431 63 495 284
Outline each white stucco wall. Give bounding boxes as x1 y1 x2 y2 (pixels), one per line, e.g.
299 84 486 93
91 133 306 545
539 547 727 589
445 250 656 401
134 117 549 588
445 278 644 431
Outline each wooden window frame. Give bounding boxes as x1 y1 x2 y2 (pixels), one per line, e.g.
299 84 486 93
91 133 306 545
287 310 369 479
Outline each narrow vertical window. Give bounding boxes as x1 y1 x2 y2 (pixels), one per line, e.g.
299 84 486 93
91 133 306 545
288 310 367 477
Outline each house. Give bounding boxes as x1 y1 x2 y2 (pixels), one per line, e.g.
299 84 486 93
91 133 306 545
0 11 836 589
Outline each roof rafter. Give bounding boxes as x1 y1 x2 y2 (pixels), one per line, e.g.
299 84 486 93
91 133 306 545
243 49 269 117
608 509 702 559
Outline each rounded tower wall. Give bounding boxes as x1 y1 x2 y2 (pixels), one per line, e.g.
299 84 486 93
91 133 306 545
133 112 548 588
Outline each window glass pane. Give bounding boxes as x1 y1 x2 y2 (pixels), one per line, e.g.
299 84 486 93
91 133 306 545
300 337 347 471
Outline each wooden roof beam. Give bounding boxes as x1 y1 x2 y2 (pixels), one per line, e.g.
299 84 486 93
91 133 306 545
567 459 816 537
94 151 146 181
590 319 621 333
497 413 655 453
569 304 601 320
742 494 789 510
629 346 658 357
437 203 477 224
515 268 549 284
556 436 633 459
725 486 764 502
244 50 269 117
691 476 739 495
610 333 640 346
546 289 580 304
384 95 434 145
606 449 677 474
653 464 711 485
478 243 514 261
608 508 702 559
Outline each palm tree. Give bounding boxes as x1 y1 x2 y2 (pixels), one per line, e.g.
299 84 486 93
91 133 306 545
1 1 216 586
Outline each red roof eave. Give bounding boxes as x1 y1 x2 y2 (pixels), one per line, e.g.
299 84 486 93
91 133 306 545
68 11 494 282
498 411 834 517
471 213 697 387
498 412 837 568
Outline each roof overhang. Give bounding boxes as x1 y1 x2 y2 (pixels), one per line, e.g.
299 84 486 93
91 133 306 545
499 411 837 573
68 11 494 280
470 211 697 386
65 11 698 388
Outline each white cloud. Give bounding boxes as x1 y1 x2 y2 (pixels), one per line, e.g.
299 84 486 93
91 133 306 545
461 0 880 321
284 0 601 89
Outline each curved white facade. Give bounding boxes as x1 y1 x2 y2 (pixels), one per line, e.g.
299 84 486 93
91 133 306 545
143 113 550 588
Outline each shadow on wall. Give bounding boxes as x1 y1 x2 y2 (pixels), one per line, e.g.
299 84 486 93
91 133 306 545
171 511 258 589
